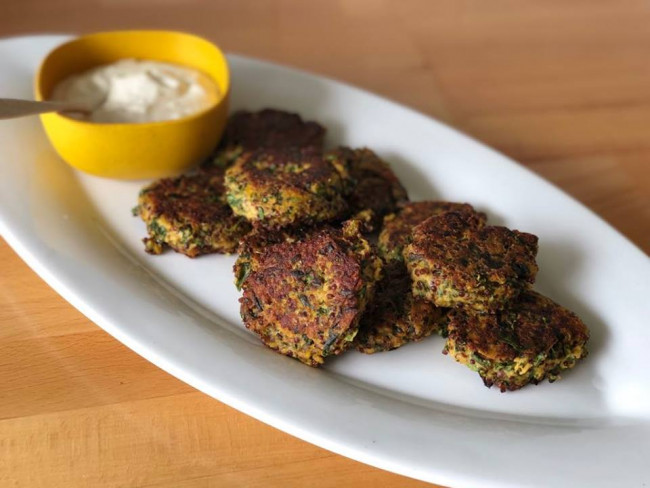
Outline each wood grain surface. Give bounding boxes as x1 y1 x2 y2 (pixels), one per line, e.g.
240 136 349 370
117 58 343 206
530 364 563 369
1 1 649 487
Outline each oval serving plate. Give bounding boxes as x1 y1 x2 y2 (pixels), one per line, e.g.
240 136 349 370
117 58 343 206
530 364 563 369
1 35 649 488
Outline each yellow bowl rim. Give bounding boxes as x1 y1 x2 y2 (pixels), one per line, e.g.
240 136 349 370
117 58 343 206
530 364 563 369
34 29 230 128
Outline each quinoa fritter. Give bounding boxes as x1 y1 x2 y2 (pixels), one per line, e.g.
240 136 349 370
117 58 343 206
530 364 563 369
354 263 448 354
235 219 382 366
225 146 350 229
444 290 590 391
404 211 538 311
135 170 251 257
378 202 487 263
325 147 408 224
204 109 326 169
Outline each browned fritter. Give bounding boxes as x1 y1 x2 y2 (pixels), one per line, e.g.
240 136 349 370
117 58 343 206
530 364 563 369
225 146 350 229
326 147 408 225
444 290 590 391
135 170 252 257
203 109 326 169
378 201 487 263
235 220 382 366
404 211 538 311
354 263 448 354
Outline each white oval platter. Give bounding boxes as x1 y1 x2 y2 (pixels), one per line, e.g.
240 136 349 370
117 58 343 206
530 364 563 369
1 35 649 488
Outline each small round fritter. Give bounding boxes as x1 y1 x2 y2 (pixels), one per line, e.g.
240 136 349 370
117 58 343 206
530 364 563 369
404 211 539 311
354 263 448 354
204 109 326 169
325 147 408 225
135 170 251 257
378 201 487 263
225 146 350 229
443 290 590 392
235 221 382 366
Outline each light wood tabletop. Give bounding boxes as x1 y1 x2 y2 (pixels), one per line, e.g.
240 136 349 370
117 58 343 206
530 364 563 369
1 1 649 487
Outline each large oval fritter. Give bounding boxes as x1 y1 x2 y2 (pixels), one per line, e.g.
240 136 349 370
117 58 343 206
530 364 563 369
325 147 408 225
225 146 350 229
444 290 590 392
235 221 382 366
135 170 252 257
354 263 448 354
404 211 539 311
378 201 487 263
203 109 326 169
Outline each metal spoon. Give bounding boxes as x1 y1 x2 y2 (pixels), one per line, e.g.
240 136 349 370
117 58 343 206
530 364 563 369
0 98 91 120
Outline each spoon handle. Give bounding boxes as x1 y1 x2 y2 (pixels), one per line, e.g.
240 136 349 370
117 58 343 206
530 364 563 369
0 98 89 120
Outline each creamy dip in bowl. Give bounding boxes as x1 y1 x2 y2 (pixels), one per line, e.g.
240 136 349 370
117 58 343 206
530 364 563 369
51 59 220 124
35 30 230 179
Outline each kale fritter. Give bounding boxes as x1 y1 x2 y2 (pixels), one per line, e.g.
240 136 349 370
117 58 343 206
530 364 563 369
404 211 538 311
225 146 350 229
135 170 251 257
235 220 382 366
325 147 408 224
204 109 326 169
444 290 590 391
378 202 487 263
354 263 448 354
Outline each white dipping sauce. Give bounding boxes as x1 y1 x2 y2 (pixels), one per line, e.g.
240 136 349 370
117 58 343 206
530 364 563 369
50 59 220 123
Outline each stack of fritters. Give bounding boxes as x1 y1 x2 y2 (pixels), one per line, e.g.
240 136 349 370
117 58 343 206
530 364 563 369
135 109 328 257
354 202 486 353
134 108 589 388
403 209 589 391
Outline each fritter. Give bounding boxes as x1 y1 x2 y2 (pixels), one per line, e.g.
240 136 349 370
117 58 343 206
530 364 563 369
204 108 326 169
135 170 251 257
444 290 590 391
404 211 539 311
378 201 487 263
354 263 448 354
225 146 350 229
325 147 408 224
235 219 382 366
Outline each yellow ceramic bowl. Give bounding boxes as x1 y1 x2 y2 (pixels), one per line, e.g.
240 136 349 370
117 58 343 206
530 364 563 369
35 30 230 179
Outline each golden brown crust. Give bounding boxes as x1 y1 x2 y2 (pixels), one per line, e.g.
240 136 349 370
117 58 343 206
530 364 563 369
224 146 350 229
404 211 538 311
378 201 487 263
203 109 326 169
135 170 251 257
236 222 382 366
325 147 409 225
354 263 448 353
444 290 590 391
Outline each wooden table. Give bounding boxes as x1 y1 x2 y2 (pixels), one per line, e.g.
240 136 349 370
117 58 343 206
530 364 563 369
1 2 649 486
